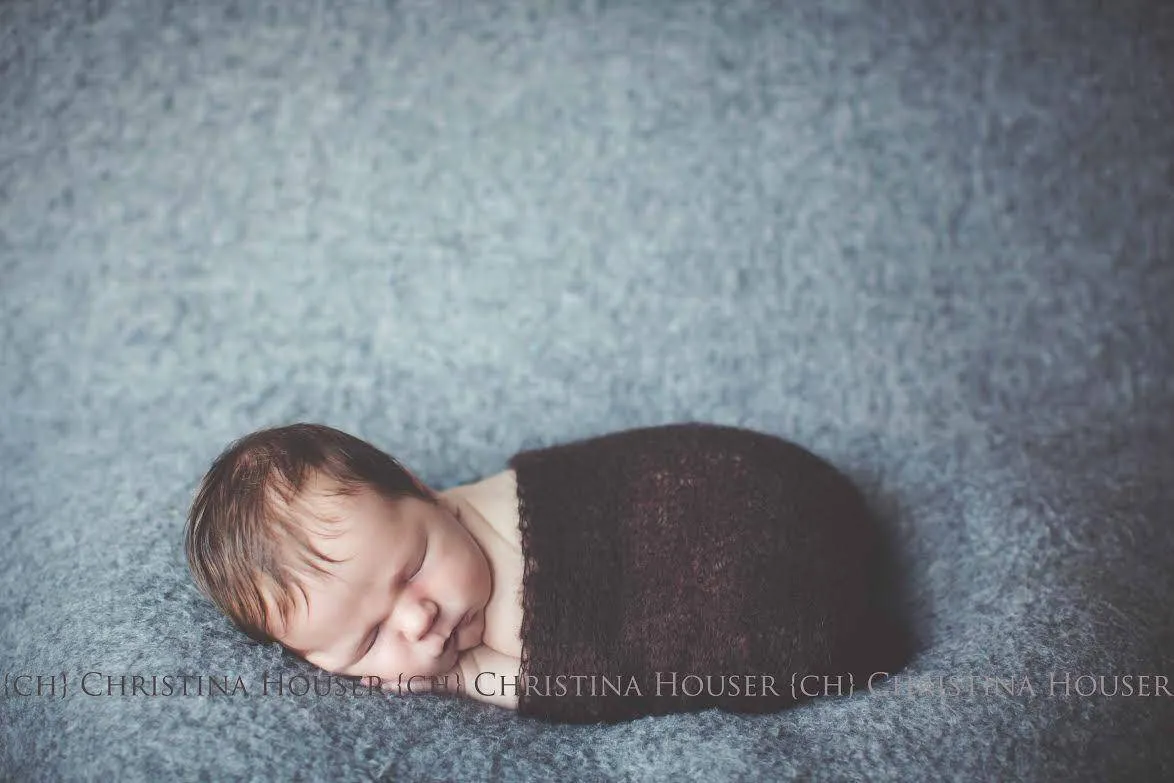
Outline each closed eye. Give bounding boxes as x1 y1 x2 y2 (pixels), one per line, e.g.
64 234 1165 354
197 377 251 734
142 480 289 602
409 545 427 581
358 546 426 663
361 625 379 659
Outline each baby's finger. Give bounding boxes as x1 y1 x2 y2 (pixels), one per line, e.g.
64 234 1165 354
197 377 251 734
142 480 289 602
402 675 436 694
365 674 437 694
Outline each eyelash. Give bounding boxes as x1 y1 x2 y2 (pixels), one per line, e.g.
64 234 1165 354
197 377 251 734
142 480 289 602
409 546 426 581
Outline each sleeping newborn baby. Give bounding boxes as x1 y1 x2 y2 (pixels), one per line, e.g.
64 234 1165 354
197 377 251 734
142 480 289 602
184 423 524 710
185 421 908 723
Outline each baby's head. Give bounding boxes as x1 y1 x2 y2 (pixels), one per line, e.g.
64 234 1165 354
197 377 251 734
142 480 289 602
184 423 491 685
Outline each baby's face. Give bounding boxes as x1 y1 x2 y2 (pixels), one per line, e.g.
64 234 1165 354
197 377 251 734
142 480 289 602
270 479 492 684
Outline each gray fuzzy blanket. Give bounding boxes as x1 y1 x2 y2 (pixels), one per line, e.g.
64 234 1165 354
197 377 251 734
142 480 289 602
1 0 1170 780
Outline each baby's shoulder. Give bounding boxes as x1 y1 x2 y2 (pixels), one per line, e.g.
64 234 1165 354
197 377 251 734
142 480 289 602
448 469 521 549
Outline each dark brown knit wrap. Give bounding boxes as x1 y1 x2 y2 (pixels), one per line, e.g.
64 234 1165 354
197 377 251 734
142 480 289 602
508 422 907 724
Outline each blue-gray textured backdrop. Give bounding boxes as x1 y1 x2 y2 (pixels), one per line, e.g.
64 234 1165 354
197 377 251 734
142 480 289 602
2 0 1171 780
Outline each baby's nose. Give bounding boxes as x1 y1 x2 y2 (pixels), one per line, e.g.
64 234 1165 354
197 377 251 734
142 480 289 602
400 598 439 641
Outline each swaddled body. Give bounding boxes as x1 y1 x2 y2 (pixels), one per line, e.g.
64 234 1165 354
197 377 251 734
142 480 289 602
507 422 907 723
186 420 907 725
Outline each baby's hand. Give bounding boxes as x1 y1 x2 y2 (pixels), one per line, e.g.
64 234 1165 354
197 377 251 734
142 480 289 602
361 646 518 709
361 662 463 697
453 645 520 710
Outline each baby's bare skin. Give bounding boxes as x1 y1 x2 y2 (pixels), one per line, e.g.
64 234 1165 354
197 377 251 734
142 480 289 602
266 469 524 710
442 471 524 654
435 470 525 707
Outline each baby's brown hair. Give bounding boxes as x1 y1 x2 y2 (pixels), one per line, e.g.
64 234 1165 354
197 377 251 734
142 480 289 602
183 422 437 647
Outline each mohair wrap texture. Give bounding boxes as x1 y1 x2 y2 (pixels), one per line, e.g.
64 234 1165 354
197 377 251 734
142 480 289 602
508 422 908 724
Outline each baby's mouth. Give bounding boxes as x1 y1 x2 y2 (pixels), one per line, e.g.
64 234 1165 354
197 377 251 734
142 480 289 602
441 626 458 656
437 609 473 657
437 634 458 663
